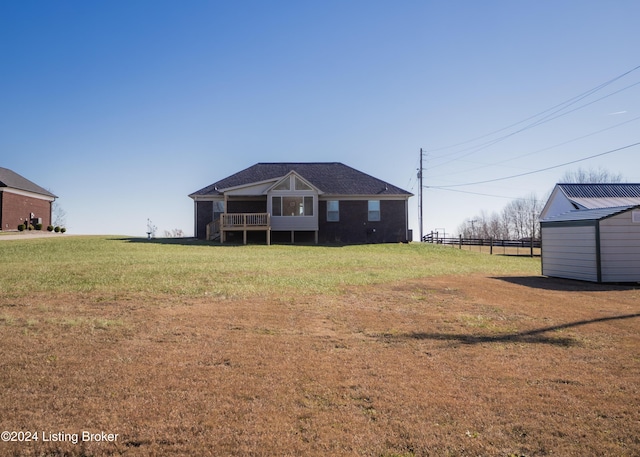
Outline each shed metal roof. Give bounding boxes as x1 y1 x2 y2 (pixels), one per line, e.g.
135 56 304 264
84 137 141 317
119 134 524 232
190 162 412 197
0 167 57 198
558 183 640 199
540 205 639 223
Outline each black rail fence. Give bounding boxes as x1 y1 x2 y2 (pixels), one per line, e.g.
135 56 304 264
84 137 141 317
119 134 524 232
422 232 541 257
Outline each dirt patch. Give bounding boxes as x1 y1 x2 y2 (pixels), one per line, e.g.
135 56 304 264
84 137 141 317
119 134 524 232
0 275 638 456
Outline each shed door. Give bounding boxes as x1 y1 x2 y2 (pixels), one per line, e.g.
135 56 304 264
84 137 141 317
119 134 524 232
542 225 598 282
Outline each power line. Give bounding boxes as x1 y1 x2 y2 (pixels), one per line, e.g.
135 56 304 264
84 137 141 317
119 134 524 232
432 113 640 180
426 63 640 157
428 65 640 158
431 141 640 188
427 187 539 201
428 79 640 170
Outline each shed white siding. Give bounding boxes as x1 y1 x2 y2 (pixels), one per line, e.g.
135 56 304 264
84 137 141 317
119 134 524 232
542 225 598 282
540 189 577 220
600 211 640 282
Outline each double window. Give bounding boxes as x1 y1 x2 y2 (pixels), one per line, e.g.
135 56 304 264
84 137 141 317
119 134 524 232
325 200 379 221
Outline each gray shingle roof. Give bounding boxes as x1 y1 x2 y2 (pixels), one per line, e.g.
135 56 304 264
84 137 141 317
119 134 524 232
540 205 639 223
190 163 412 197
0 167 57 198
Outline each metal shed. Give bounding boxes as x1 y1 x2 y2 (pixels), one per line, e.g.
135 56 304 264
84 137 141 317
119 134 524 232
540 205 640 283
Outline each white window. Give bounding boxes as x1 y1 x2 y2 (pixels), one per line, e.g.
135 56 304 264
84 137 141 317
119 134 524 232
213 201 224 213
272 196 282 216
273 179 291 191
368 200 380 221
272 196 313 216
327 201 339 222
295 176 312 190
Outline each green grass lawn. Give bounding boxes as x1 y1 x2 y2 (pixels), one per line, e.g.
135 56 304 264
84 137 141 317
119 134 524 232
0 236 541 298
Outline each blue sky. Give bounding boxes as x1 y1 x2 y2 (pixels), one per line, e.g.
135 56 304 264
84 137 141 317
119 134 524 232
2 1 639 237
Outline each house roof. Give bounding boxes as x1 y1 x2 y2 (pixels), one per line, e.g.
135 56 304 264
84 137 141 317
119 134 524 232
190 162 412 197
540 205 639 223
0 167 57 198
557 183 640 209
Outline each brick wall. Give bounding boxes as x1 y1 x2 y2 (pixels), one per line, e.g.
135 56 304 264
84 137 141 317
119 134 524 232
1 192 52 230
195 201 213 239
196 197 408 243
318 199 407 244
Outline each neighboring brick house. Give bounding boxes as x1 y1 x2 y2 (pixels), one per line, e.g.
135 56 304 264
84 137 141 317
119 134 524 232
189 162 413 244
0 167 57 231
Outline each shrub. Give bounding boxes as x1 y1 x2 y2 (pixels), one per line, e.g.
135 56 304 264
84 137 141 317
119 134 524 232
47 225 54 232
18 224 25 231
28 224 34 231
54 226 61 233
35 223 43 231
60 227 66 233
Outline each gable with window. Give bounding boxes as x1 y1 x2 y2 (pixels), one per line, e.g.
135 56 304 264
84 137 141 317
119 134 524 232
267 172 319 231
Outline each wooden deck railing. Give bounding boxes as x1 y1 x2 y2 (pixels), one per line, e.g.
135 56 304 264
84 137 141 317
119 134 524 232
221 213 270 228
206 219 221 241
207 213 271 244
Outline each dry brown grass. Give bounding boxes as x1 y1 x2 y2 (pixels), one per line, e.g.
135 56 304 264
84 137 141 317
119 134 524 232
1 275 639 456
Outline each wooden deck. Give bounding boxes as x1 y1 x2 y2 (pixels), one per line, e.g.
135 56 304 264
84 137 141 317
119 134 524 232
207 213 271 245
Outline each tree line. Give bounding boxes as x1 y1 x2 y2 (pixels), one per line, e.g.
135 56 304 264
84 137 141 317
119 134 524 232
456 167 624 240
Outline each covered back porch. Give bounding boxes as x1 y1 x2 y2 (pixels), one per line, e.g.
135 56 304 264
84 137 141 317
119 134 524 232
207 213 271 245
206 212 320 245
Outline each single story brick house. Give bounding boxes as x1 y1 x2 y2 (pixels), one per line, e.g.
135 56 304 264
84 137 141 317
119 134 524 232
189 162 413 244
0 167 57 231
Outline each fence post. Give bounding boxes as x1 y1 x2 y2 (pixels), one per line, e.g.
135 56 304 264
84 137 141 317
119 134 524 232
459 234 462 249
530 236 534 257
490 238 493 255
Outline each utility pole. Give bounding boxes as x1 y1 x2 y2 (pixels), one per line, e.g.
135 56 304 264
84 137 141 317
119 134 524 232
418 148 424 242
470 219 478 237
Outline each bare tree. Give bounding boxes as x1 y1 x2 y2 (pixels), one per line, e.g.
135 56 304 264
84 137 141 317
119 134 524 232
458 209 514 240
146 219 157 238
458 193 543 240
163 229 185 238
502 193 543 240
52 200 67 227
560 166 624 183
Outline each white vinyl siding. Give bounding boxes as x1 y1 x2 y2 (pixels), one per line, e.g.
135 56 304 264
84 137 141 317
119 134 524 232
542 225 598 282
600 211 640 282
268 172 319 231
540 189 577 220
